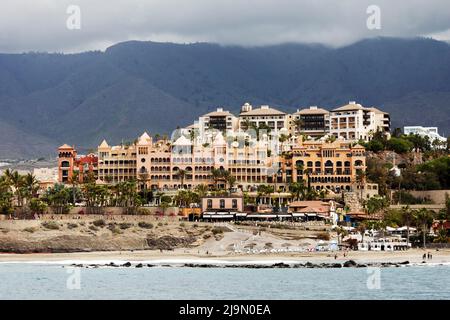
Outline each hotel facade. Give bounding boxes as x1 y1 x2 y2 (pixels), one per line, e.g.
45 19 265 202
58 101 388 193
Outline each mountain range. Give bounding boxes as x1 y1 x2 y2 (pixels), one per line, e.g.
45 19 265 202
0 37 449 158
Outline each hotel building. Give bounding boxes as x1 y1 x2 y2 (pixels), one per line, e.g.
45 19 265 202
291 106 329 137
97 140 137 184
57 101 381 194
239 103 288 135
291 136 366 192
57 144 98 183
328 101 390 141
404 126 447 146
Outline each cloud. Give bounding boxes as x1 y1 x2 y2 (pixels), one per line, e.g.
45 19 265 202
0 0 450 53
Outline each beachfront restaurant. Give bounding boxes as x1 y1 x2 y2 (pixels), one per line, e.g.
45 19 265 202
358 239 411 251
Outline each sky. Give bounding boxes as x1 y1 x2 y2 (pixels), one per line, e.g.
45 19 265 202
1 0 450 53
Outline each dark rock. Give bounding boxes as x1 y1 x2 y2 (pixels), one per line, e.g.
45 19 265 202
331 263 342 268
356 264 367 268
147 264 155 267
135 263 143 268
399 261 409 265
343 260 357 267
272 263 290 268
122 262 131 267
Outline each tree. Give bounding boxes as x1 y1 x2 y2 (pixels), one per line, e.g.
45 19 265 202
365 196 389 216
226 175 237 194
194 184 209 198
293 118 304 134
29 198 47 215
400 206 414 247
387 137 413 154
43 184 72 214
177 169 186 189
415 208 434 248
355 169 366 200
289 181 306 201
159 195 172 215
68 171 79 205
357 223 367 243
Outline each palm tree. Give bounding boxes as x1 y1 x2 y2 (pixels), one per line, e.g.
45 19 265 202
194 184 209 198
356 169 366 200
289 182 306 201
357 223 367 243
400 206 414 248
226 175 237 194
177 169 186 189
211 168 223 190
23 173 39 199
415 208 433 248
7 170 24 207
293 118 304 134
68 171 79 205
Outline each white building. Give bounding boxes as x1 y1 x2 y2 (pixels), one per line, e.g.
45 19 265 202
239 103 288 136
33 167 58 183
328 101 390 142
198 107 238 138
404 126 447 147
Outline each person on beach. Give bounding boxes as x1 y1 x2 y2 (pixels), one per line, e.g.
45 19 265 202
422 253 426 260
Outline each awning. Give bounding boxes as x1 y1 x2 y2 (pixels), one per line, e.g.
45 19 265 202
202 215 234 219
235 213 247 217
247 214 277 218
292 213 306 217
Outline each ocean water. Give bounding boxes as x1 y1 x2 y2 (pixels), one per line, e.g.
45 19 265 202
0 263 449 300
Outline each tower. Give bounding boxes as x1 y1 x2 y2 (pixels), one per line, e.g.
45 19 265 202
58 144 77 183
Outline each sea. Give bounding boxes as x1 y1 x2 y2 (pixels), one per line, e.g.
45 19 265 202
0 262 449 299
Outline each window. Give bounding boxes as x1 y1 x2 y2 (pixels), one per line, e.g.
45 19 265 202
141 158 146 163
220 199 225 209
232 199 238 209
138 147 148 155
207 199 212 209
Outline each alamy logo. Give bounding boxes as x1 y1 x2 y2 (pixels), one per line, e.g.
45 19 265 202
66 5 81 30
366 267 381 290
66 267 81 290
366 5 381 30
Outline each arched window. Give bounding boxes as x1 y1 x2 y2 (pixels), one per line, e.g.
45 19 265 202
220 199 225 209
207 199 212 209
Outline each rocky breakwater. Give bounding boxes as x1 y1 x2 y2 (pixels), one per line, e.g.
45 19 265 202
69 260 411 269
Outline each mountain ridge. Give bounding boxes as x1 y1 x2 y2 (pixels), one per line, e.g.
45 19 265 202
0 37 449 158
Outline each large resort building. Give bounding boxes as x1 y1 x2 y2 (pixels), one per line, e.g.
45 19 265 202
58 101 387 194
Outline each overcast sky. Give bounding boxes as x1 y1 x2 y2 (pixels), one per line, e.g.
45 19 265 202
1 0 450 53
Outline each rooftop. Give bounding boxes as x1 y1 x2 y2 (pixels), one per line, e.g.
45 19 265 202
240 105 286 116
295 106 329 115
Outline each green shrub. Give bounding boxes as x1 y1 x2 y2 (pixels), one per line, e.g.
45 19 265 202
93 219 106 227
212 227 224 235
158 222 164 227
316 232 330 241
138 222 153 229
179 222 186 227
89 225 99 232
193 224 198 228
119 222 133 230
67 223 78 229
41 221 60 230
23 227 36 233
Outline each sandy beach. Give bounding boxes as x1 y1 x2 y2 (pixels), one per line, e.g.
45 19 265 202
1 218 449 266
1 248 449 266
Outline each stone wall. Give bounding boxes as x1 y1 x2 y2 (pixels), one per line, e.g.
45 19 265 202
343 192 363 212
408 190 450 205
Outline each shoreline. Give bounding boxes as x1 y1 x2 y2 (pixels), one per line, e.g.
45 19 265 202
1 248 449 266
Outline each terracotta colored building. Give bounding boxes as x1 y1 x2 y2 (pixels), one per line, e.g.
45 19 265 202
58 144 98 183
